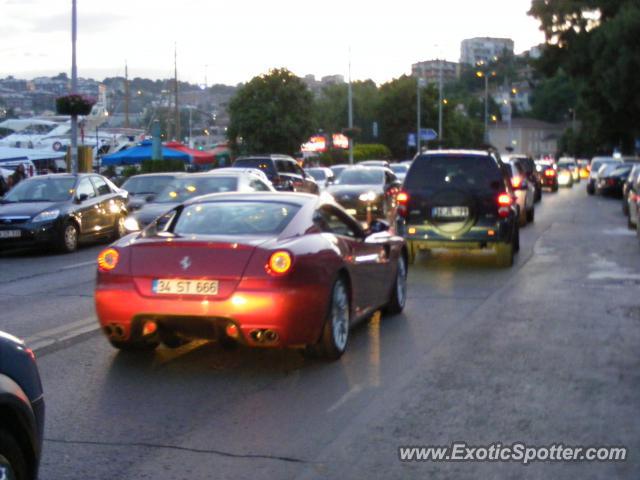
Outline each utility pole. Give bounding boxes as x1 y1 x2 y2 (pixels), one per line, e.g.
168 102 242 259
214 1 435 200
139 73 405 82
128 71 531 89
438 60 444 144
124 61 130 128
347 48 354 165
70 0 78 174
174 43 180 142
416 77 425 154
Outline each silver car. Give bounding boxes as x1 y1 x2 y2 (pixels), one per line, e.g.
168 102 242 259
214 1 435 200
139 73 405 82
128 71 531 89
507 159 535 226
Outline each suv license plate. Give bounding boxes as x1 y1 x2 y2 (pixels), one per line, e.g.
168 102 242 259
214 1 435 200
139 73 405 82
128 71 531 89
152 279 219 295
432 206 469 218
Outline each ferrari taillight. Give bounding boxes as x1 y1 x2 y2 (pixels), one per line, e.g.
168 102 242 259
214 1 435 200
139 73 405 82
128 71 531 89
497 193 512 219
98 248 119 272
266 251 293 276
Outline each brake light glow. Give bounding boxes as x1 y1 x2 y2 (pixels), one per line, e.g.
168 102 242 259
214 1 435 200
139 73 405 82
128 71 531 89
266 251 293 276
396 191 409 218
544 169 556 177
497 193 512 218
511 175 522 189
97 248 119 272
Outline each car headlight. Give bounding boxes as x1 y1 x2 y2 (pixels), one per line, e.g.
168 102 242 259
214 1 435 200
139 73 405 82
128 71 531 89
358 191 377 202
123 216 140 232
32 209 60 223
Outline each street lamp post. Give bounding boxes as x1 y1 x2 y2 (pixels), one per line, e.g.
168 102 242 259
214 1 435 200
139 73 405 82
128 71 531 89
70 0 78 174
476 65 496 144
438 61 444 144
416 77 426 154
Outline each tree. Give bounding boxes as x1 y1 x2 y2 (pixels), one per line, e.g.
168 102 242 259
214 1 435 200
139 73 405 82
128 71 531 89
529 70 578 123
227 68 315 155
529 0 640 153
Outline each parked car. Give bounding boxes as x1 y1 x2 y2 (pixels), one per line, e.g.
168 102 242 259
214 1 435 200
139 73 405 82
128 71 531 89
124 169 275 231
232 155 319 194
557 158 580 183
95 192 408 360
597 163 633 197
504 154 542 202
389 163 409 182
626 174 640 229
0 173 127 252
622 164 640 216
587 156 621 195
305 167 334 190
327 166 401 224
120 173 184 212
399 149 519 267
507 158 535 225
0 331 45 480
536 161 559 192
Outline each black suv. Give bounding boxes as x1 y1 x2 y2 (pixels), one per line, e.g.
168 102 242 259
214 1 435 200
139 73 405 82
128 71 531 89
232 155 319 193
0 331 45 480
399 150 519 267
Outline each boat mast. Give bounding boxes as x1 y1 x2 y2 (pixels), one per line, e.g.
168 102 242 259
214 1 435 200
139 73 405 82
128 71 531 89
174 43 180 142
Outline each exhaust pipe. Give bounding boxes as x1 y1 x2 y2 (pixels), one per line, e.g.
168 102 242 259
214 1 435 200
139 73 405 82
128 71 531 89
249 329 279 344
264 330 279 343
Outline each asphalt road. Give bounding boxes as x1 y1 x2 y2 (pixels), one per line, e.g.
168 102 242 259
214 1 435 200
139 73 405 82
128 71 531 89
1 184 639 479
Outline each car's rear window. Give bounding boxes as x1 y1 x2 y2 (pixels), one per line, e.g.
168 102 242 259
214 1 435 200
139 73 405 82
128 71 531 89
121 175 175 195
405 155 503 191
173 201 300 235
233 159 277 178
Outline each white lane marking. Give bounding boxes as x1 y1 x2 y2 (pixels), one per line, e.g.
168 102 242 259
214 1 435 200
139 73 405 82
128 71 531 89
588 272 640 281
24 317 99 352
602 228 636 237
326 385 363 413
61 260 96 270
588 253 640 281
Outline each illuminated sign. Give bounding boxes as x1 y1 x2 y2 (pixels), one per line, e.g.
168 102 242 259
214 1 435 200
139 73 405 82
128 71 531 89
301 135 327 153
332 133 349 149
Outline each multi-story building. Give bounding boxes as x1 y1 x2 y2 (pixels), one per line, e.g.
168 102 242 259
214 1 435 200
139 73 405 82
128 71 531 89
411 60 459 85
488 118 568 157
460 37 514 66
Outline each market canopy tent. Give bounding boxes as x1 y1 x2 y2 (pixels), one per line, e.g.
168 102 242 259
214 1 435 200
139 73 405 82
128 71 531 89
164 141 215 165
101 140 191 166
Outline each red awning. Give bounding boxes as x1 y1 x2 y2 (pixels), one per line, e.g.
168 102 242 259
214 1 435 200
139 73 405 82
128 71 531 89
164 141 216 165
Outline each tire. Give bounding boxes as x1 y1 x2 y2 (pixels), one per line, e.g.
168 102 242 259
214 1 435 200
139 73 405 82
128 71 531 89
534 187 542 203
0 429 28 480
110 215 126 241
56 221 79 253
628 216 635 230
514 224 520 253
313 277 351 360
518 207 527 227
552 184 559 193
586 182 595 195
384 255 407 315
526 207 535 223
495 242 514 268
109 339 159 351
623 200 629 216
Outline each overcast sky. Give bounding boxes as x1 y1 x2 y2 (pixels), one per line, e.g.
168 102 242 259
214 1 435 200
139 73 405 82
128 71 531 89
0 0 545 85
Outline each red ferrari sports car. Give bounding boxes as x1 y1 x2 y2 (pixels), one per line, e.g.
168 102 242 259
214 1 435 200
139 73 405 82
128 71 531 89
95 192 408 359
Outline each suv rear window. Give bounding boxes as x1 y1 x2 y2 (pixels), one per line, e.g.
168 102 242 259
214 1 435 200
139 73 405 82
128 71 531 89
405 155 504 191
233 159 277 178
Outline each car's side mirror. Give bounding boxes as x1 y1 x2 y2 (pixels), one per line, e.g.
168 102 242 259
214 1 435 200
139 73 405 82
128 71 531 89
368 219 390 235
76 193 89 203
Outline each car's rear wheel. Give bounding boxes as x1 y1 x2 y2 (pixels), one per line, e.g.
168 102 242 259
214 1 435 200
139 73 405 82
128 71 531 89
495 242 514 268
552 183 559 193
313 277 350 360
0 429 27 480
586 182 595 195
57 221 78 253
384 255 407 315
518 207 527 227
110 214 126 241
527 206 535 223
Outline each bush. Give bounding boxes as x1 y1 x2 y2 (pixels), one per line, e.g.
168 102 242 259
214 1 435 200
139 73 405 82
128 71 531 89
314 143 392 166
140 159 187 173
55 94 95 116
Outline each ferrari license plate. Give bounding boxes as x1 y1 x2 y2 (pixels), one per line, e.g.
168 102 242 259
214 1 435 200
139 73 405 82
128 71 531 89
432 206 469 218
0 230 21 239
152 279 219 295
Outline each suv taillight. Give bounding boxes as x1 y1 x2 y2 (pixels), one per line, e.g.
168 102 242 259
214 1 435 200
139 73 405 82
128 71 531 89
544 168 556 177
511 175 523 189
396 191 409 217
497 193 512 218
